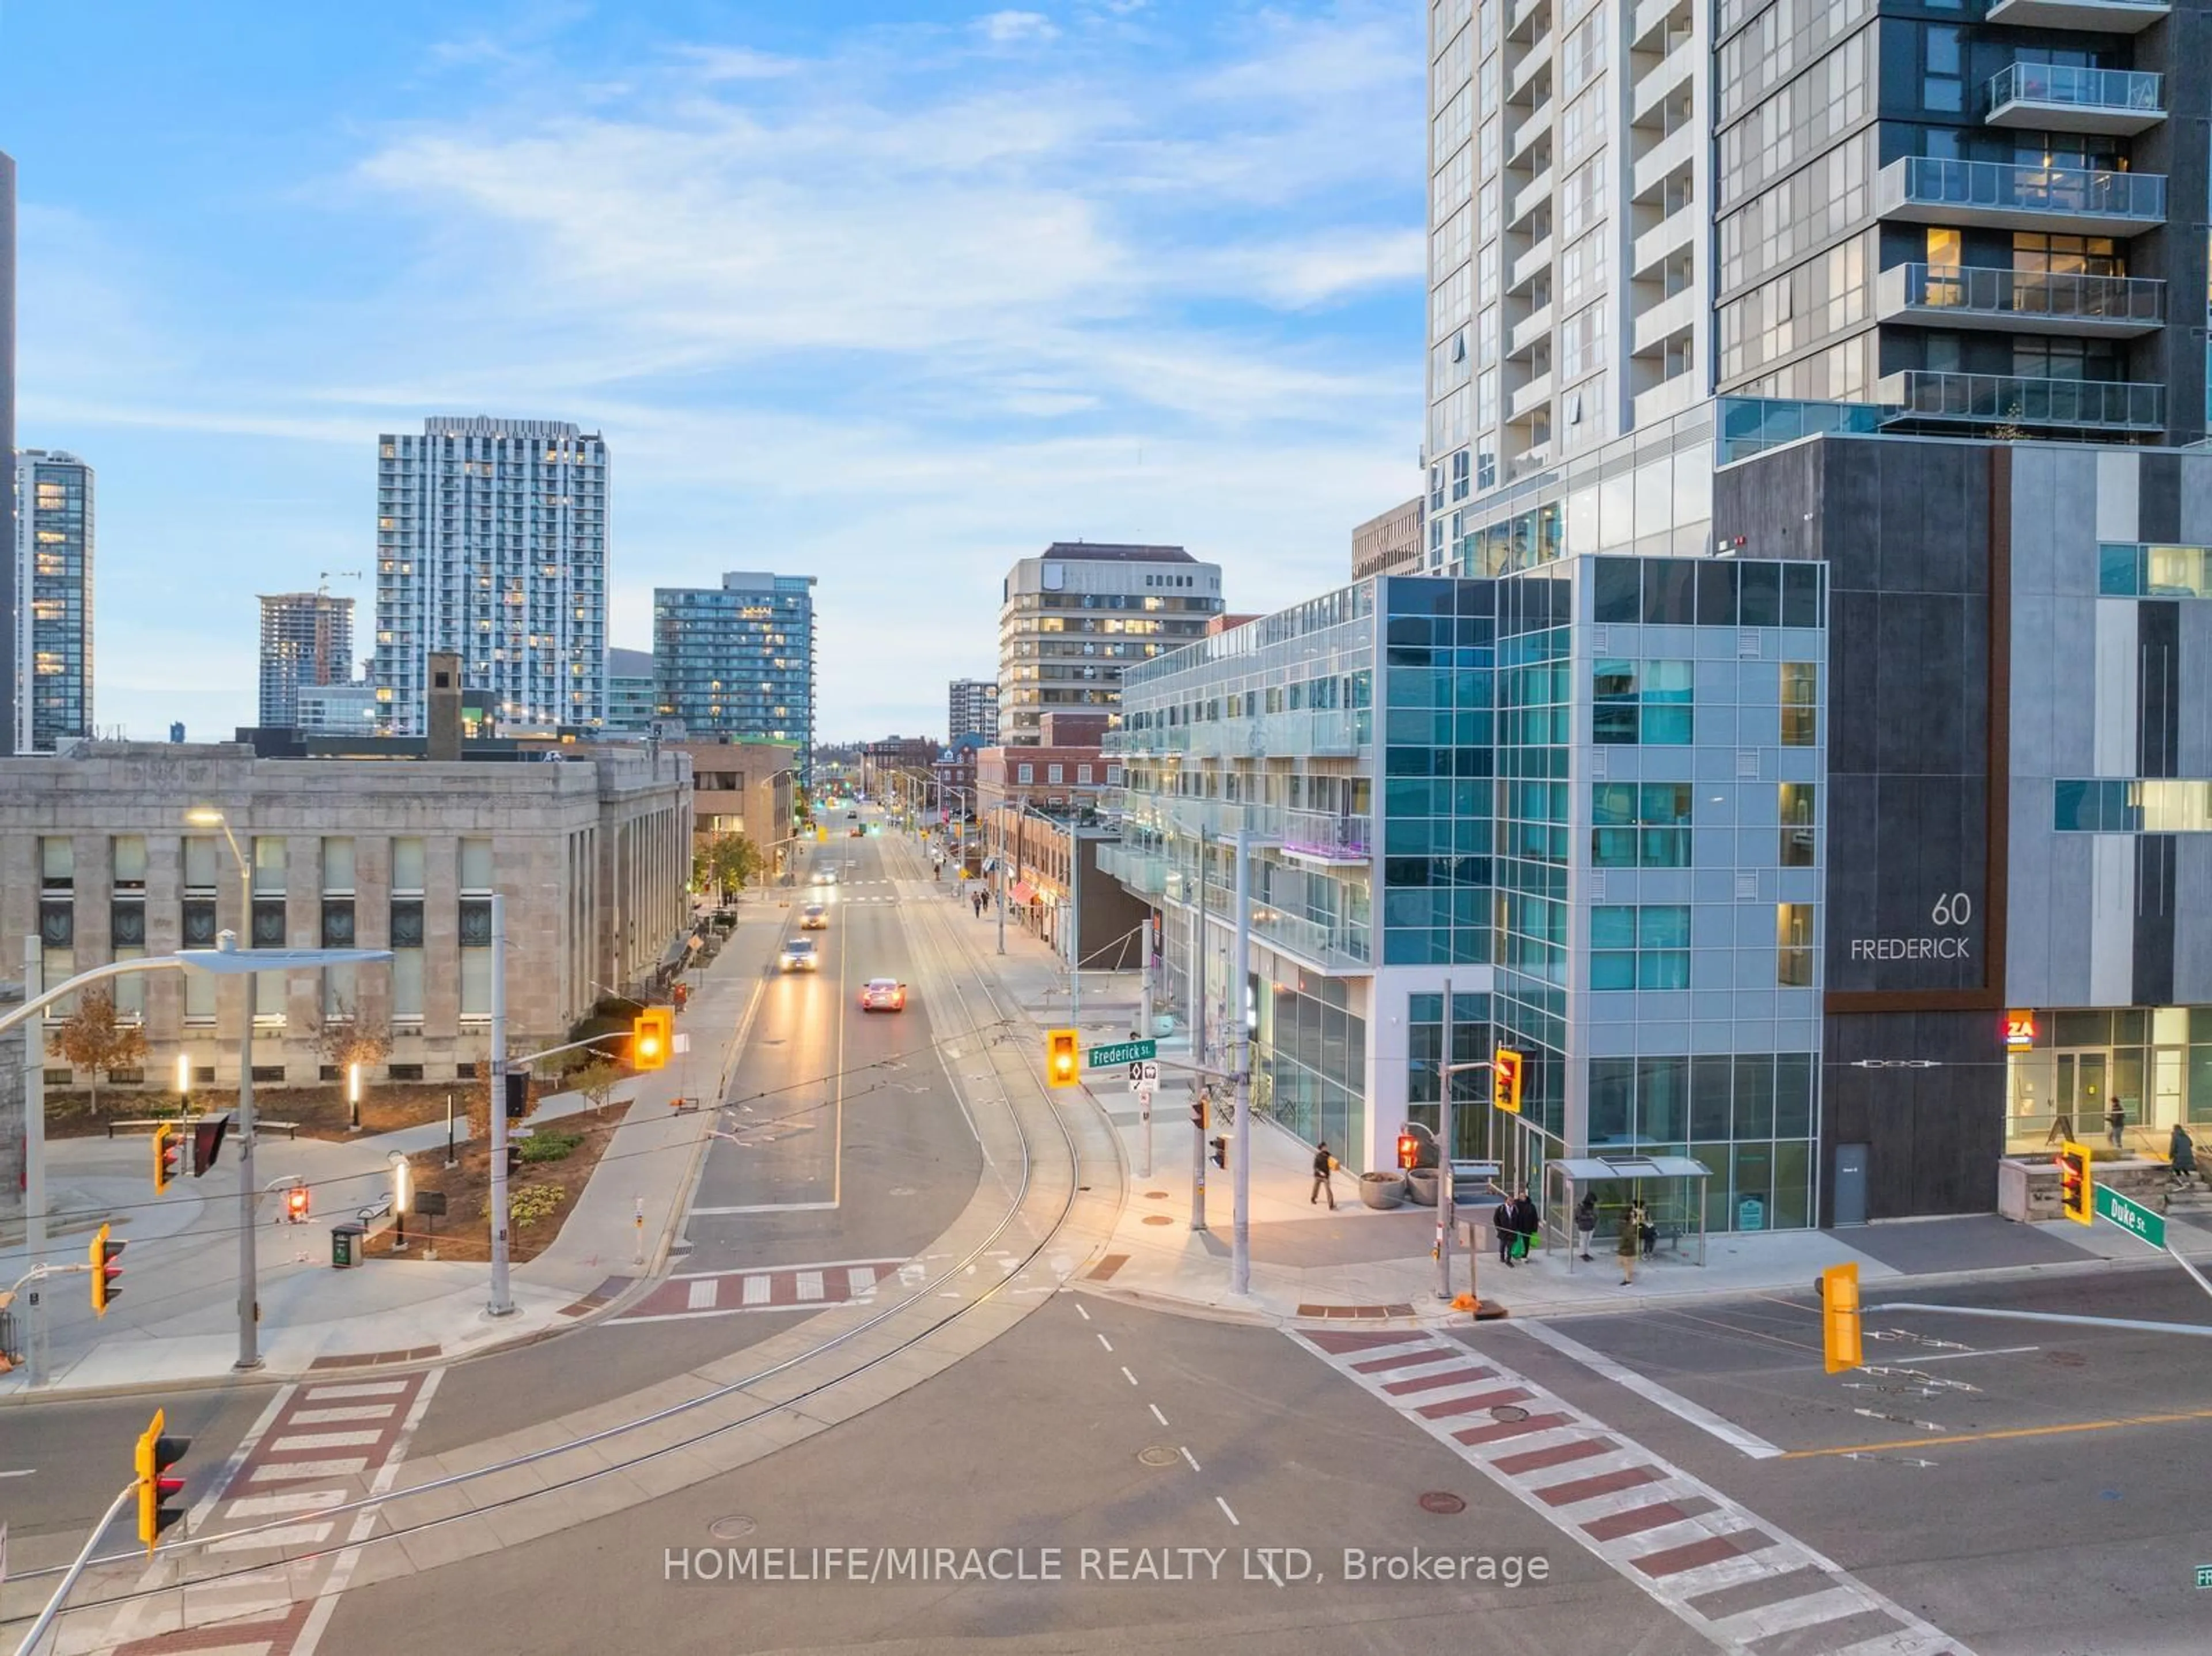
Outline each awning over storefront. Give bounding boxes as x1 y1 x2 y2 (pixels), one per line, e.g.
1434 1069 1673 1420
1010 881 1037 904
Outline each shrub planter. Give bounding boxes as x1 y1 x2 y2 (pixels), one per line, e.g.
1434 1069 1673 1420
1359 1170 1407 1210
1405 1167 1441 1207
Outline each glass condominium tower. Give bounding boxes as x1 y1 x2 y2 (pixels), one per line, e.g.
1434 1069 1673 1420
372 417 609 736
13 449 94 753
652 572 817 785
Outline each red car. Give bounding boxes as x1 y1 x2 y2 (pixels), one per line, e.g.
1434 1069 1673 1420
859 978 907 1013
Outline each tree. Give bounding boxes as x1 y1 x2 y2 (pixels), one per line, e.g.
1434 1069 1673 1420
316 998 392 1078
53 990 149 1114
559 1055 625 1113
700 832 764 903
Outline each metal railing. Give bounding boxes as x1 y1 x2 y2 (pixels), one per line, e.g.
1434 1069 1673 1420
1876 156 2166 223
1884 370 2164 431
1987 62 2162 118
1881 263 2164 326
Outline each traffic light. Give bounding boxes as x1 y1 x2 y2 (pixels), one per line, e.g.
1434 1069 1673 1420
1191 1091 1210 1132
152 1123 183 1195
2057 1140 2094 1225
1494 1047 1524 1115
1396 1132 1421 1171
134 1408 191 1552
285 1184 311 1224
191 1112 231 1177
1820 1262 1863 1375
1046 1028 1080 1089
90 1223 124 1317
503 1070 530 1121
1209 1136 1228 1170
632 1007 674 1072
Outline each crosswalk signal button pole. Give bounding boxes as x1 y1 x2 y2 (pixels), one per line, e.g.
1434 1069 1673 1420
135 1408 191 1552
153 1122 183 1195
2056 1140 2094 1225
1046 1028 1080 1089
90 1222 124 1316
1820 1261 1862 1374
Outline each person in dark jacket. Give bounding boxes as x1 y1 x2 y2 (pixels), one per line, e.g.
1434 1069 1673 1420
1574 1193 1598 1261
2171 1123 2201 1188
1310 1142 1336 1209
2107 1099 2127 1151
1494 1198 1518 1267
1510 1190 1540 1263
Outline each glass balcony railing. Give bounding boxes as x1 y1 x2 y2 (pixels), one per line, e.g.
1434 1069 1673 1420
1877 157 2165 227
1986 62 2162 126
1880 263 2165 328
1881 370 2164 431
1111 708 1369 761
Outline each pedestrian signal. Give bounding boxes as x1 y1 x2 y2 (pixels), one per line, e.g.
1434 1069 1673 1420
1396 1132 1421 1170
1046 1029 1080 1088
285 1184 311 1223
2056 1141 2093 1225
191 1112 232 1176
1494 1047 1524 1115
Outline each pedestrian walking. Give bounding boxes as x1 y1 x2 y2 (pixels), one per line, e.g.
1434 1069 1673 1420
2107 1098 2127 1151
1574 1193 1598 1261
1310 1142 1337 1209
1511 1188 1539 1264
1493 1197 1518 1268
1618 1200 1645 1286
2169 1121 2200 1189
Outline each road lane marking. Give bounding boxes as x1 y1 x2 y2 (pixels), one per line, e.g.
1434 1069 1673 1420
687 1201 839 1215
687 1279 718 1310
744 1275 772 1305
289 1407 397 1426
228 1492 350 1518
1294 1327 1971 1656
1074 1303 1090 1321
1180 1446 1201 1472
795 1270 825 1301
301 1381 407 1400
846 1267 877 1298
1122 1366 1139 1386
0 1469 34 1479
1513 1320 1783 1460
248 1458 370 1482
1097 1334 1113 1352
1215 1497 1240 1526
1911 1346 2040 1362
1782 1404 2212 1459
1149 1403 1168 1426
268 1431 386 1453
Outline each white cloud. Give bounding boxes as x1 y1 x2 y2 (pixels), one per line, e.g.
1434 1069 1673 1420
978 10 1060 45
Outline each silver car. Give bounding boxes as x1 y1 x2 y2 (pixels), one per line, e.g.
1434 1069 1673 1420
779 937 819 972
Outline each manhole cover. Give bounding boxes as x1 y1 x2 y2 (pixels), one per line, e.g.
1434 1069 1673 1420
1418 1491 1466 1515
1138 1446 1180 1468
709 1515 756 1541
1490 1404 1530 1423
1146 1191 1171 1200
2046 1351 2088 1368
1142 1215 1174 1226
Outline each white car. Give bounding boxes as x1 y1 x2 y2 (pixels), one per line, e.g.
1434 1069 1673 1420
800 903 829 930
858 978 907 1013
779 937 820 972
812 867 838 886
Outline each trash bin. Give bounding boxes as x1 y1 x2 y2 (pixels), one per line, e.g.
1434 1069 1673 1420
331 1222 365 1270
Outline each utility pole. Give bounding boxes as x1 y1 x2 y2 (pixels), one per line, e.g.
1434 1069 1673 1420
1229 828 1252 1297
1069 819 1081 1030
487 892 514 1317
21 938 44 1268
995 800 1007 956
1438 979 1455 1300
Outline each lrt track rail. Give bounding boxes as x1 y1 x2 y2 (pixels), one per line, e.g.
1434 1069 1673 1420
5 850 1084 1643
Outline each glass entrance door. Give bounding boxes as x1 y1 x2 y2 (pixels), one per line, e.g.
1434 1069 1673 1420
2055 1051 2107 1140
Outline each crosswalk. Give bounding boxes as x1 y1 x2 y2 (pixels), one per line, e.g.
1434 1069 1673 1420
109 1371 440 1656
1291 1327 1971 1656
615 1257 907 1324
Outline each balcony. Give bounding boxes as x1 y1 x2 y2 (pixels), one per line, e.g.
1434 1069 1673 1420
1096 842 1166 897
1875 157 2165 235
1251 907 1372 973
1509 233 1556 295
1631 205 1695 280
1508 368 1555 422
1985 0 2167 31
1631 283 1700 355
1280 809 1374 866
1631 120 1696 204
1984 63 2163 135
1876 263 2164 336
1509 298 1555 358
1878 370 2164 433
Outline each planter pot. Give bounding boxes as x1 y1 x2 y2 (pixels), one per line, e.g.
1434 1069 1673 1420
1358 1171 1407 1211
1405 1167 1441 1207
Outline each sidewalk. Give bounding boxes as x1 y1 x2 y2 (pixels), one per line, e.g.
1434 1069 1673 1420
897 825 2212 1329
0 897 786 1399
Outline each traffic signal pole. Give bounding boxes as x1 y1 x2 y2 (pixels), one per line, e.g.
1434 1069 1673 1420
488 892 514 1318
13 1479 138 1656
1229 829 1252 1298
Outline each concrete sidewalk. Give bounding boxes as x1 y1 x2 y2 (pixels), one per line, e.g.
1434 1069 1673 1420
0 895 789 1398
897 821 2212 1329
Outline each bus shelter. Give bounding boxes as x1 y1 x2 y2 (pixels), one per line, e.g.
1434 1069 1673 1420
1545 1155 1713 1272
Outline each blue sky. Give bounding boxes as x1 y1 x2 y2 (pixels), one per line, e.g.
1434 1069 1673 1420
3 0 1426 742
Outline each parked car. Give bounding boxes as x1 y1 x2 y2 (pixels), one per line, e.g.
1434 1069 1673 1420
858 977 907 1012
779 937 820 972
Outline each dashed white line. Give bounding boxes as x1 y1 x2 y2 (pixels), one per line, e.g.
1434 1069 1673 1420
1097 1334 1113 1352
1121 1366 1139 1386
1149 1404 1169 1427
1180 1446 1201 1472
1074 1302 1090 1321
1215 1496 1240 1526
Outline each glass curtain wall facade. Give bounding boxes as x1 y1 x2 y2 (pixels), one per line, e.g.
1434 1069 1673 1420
13 449 93 754
652 572 817 786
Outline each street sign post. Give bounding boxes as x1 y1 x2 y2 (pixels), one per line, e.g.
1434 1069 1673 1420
2196 1564 2212 1590
2094 1183 2167 1250
1127 1060 1161 1091
1086 1038 1157 1070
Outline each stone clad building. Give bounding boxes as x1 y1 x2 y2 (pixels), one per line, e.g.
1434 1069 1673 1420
0 742 690 1086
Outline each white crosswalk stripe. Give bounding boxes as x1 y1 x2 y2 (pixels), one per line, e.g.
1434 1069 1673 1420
795 1270 824 1301
1292 1328 1973 1656
742 1274 772 1305
687 1278 718 1310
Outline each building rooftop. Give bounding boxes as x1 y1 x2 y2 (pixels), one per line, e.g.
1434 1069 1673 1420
1038 543 1195 564
608 647 654 678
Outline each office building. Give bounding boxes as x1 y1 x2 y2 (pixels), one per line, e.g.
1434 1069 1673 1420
674 737 800 878
1352 498 1424 581
653 572 816 783
976 713 1121 818
948 677 999 747
372 417 609 737
0 151 16 757
12 450 94 753
296 683 380 736
257 591 355 730
0 739 690 1086
606 646 657 734
1423 0 2205 574
998 544 1224 745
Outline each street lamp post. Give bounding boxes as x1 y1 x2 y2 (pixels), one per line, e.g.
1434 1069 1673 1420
185 808 264 1371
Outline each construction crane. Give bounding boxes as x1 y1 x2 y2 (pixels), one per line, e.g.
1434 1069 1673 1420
317 569 362 596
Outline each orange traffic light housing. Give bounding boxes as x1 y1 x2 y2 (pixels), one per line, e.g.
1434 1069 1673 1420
1820 1261 1863 1374
2056 1140 2094 1225
135 1408 191 1552
1396 1132 1421 1170
90 1222 123 1317
285 1183 312 1224
1494 1047 1525 1115
1046 1028 1080 1089
1191 1091 1210 1131
152 1123 183 1195
633 1007 674 1073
